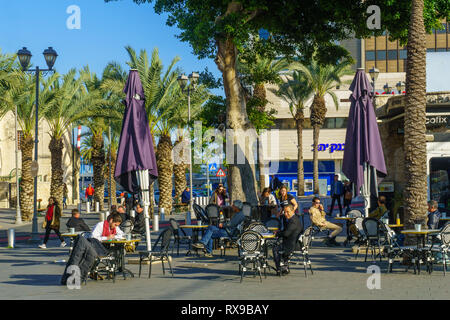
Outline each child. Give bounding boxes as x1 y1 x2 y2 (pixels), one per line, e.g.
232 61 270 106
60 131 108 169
66 209 91 232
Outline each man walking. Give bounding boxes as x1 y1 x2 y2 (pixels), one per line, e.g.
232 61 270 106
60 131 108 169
85 184 95 206
329 174 344 216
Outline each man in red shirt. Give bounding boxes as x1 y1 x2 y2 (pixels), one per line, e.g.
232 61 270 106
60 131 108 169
85 184 95 205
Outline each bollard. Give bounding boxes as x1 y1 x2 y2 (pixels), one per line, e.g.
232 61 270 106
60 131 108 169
86 202 91 213
7 228 15 248
160 207 165 221
100 211 108 222
185 210 191 225
77 202 81 213
153 213 159 232
95 202 99 213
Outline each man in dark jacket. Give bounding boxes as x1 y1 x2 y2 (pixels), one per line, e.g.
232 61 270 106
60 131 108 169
273 204 303 275
329 174 344 216
66 209 90 232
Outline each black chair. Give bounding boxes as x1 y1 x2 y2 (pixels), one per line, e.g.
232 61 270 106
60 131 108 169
353 217 368 259
362 218 383 262
242 202 253 219
138 228 174 278
237 230 264 283
427 223 450 275
247 222 269 234
193 203 209 224
205 204 220 226
169 218 192 256
290 226 315 277
380 223 416 273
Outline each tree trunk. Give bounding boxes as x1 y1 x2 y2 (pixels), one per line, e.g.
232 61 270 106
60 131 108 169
257 136 265 193
91 133 105 211
296 116 305 196
173 136 187 203
215 36 258 205
310 95 327 195
20 134 34 221
156 134 173 214
404 0 427 242
49 136 64 209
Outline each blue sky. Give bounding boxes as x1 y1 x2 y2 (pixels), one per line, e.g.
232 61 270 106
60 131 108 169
0 0 221 85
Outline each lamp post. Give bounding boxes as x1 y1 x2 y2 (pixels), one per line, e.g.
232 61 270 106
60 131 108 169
17 47 58 242
177 72 199 221
368 67 379 96
383 83 392 95
396 81 405 94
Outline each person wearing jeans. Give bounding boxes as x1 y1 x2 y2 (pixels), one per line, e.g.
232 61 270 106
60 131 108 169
39 197 66 249
192 200 245 257
329 174 344 216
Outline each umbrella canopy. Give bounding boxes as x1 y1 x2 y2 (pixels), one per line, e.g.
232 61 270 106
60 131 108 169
114 70 158 192
342 68 387 199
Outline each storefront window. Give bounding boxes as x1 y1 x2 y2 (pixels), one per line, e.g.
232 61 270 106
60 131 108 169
366 51 375 61
377 50 386 60
430 157 450 214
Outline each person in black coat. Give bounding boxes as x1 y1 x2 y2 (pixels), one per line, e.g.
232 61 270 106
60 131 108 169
66 209 91 232
273 204 303 275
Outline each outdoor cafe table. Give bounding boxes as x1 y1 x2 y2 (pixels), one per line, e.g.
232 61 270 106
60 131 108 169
61 231 85 251
260 232 278 273
180 224 209 256
400 229 440 248
102 238 140 279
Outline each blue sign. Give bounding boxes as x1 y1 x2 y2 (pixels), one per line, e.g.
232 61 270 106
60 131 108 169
311 143 345 153
208 163 217 171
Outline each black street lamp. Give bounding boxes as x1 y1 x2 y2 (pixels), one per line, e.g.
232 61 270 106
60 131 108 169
17 46 58 243
177 72 199 222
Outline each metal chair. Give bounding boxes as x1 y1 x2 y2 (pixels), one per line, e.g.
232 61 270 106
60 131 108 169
138 228 174 278
169 218 192 256
362 218 383 262
205 204 220 226
380 223 415 273
290 226 314 277
193 203 209 224
237 230 265 283
427 223 450 275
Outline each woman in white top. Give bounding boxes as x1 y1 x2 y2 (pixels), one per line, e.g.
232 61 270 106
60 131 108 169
91 213 124 241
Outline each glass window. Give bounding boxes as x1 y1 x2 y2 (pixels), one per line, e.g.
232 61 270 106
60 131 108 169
303 119 312 129
399 49 407 59
377 50 386 60
427 48 436 53
430 157 450 215
335 118 348 128
323 118 335 129
436 48 447 52
304 180 313 192
366 50 375 61
387 50 397 60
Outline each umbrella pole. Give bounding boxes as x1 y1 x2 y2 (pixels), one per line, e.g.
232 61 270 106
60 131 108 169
364 162 370 217
138 170 152 252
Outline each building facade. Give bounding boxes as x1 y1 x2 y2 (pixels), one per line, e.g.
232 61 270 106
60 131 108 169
0 111 76 208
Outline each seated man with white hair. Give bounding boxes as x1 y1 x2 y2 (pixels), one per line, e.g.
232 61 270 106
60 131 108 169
192 200 245 257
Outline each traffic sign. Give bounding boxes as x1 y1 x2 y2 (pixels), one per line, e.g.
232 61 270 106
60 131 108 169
216 168 226 177
209 163 217 171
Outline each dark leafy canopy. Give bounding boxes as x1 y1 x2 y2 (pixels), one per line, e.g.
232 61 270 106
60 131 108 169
106 0 448 65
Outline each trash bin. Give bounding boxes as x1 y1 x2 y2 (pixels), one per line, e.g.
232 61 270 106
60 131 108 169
7 228 15 248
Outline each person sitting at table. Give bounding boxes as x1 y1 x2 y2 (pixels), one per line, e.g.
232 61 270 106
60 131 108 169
66 209 90 232
131 202 146 235
91 212 124 241
181 187 191 204
427 200 441 230
210 184 228 206
273 204 303 275
259 187 277 221
368 196 388 220
309 197 343 247
192 200 245 257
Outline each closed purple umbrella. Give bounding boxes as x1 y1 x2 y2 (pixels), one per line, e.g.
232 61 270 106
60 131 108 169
342 68 387 216
114 69 158 251
114 70 158 192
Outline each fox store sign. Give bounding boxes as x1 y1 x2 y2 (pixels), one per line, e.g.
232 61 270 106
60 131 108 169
312 143 345 153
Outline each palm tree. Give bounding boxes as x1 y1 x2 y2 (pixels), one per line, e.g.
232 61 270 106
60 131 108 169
43 69 102 207
80 66 122 211
273 70 313 196
1 71 58 220
293 58 352 195
403 0 428 234
124 46 209 214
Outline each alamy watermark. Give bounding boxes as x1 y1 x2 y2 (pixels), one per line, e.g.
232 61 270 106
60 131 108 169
366 265 381 290
66 265 81 290
66 5 81 30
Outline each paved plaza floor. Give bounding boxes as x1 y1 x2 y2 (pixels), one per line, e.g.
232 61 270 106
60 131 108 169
0 207 449 300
